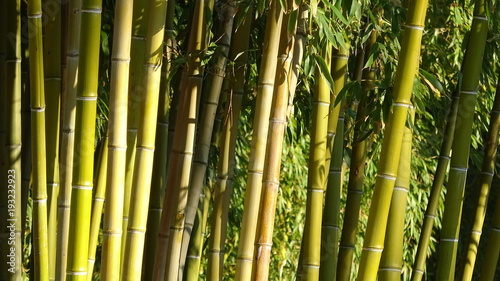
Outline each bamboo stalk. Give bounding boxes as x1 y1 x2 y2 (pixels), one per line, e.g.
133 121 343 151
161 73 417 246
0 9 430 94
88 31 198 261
57 0 80 279
28 0 50 278
319 45 349 281
154 1 211 280
184 185 211 281
436 0 488 279
142 0 175 279
120 0 167 278
179 3 235 281
65 0 102 278
251 14 294 281
234 2 283 280
42 1 62 278
121 0 149 266
100 0 134 279
356 0 428 279
0 3 7 278
87 136 108 281
479 187 500 281
378 108 414 280
459 77 500 281
410 82 460 281
336 30 377 281
300 49 331 281
4 0 23 278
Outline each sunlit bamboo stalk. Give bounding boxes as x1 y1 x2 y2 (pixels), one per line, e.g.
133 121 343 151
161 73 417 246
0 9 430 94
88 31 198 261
87 136 108 281
65 0 102 278
99 0 134 279
234 2 283 280
0 4 7 278
378 108 413 280
57 0 80 279
121 0 167 278
356 0 428 278
459 77 500 281
436 0 488 279
479 187 500 281
42 1 62 278
143 0 175 278
251 14 294 281
28 0 50 278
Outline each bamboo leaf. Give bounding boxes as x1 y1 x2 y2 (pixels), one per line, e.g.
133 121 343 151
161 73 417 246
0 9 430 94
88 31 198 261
316 8 337 48
420 69 444 94
315 54 335 90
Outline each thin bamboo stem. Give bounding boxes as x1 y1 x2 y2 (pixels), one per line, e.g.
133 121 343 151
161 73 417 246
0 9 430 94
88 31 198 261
234 2 283 280
436 0 488 279
459 77 500 281
87 137 108 281
56 0 80 279
356 0 428 279
478 187 500 281
42 1 62 279
410 83 460 281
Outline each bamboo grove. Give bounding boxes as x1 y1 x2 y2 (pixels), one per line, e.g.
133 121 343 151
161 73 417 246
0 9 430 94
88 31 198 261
1 0 500 280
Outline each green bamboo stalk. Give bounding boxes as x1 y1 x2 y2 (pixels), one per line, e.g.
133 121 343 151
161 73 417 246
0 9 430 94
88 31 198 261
181 3 235 281
120 0 167 278
436 0 488 279
56 0 80 279
161 1 214 279
121 0 149 266
87 136 108 281
28 0 50 278
4 0 22 278
99 0 134 279
42 1 62 279
378 109 414 280
184 185 211 281
336 30 377 281
299 48 331 281
356 0 428 279
319 45 349 281
479 187 500 280
234 2 283 280
142 0 175 279
410 82 460 281
65 0 102 278
459 77 500 281
251 14 293 281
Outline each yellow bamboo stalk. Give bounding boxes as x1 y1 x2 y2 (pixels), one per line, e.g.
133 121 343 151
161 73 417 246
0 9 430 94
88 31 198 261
120 0 167 278
28 0 50 278
42 1 62 279
234 2 283 280
251 15 294 280
356 0 428 279
378 108 414 280
100 0 134 279
57 0 80 279
65 0 102 278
